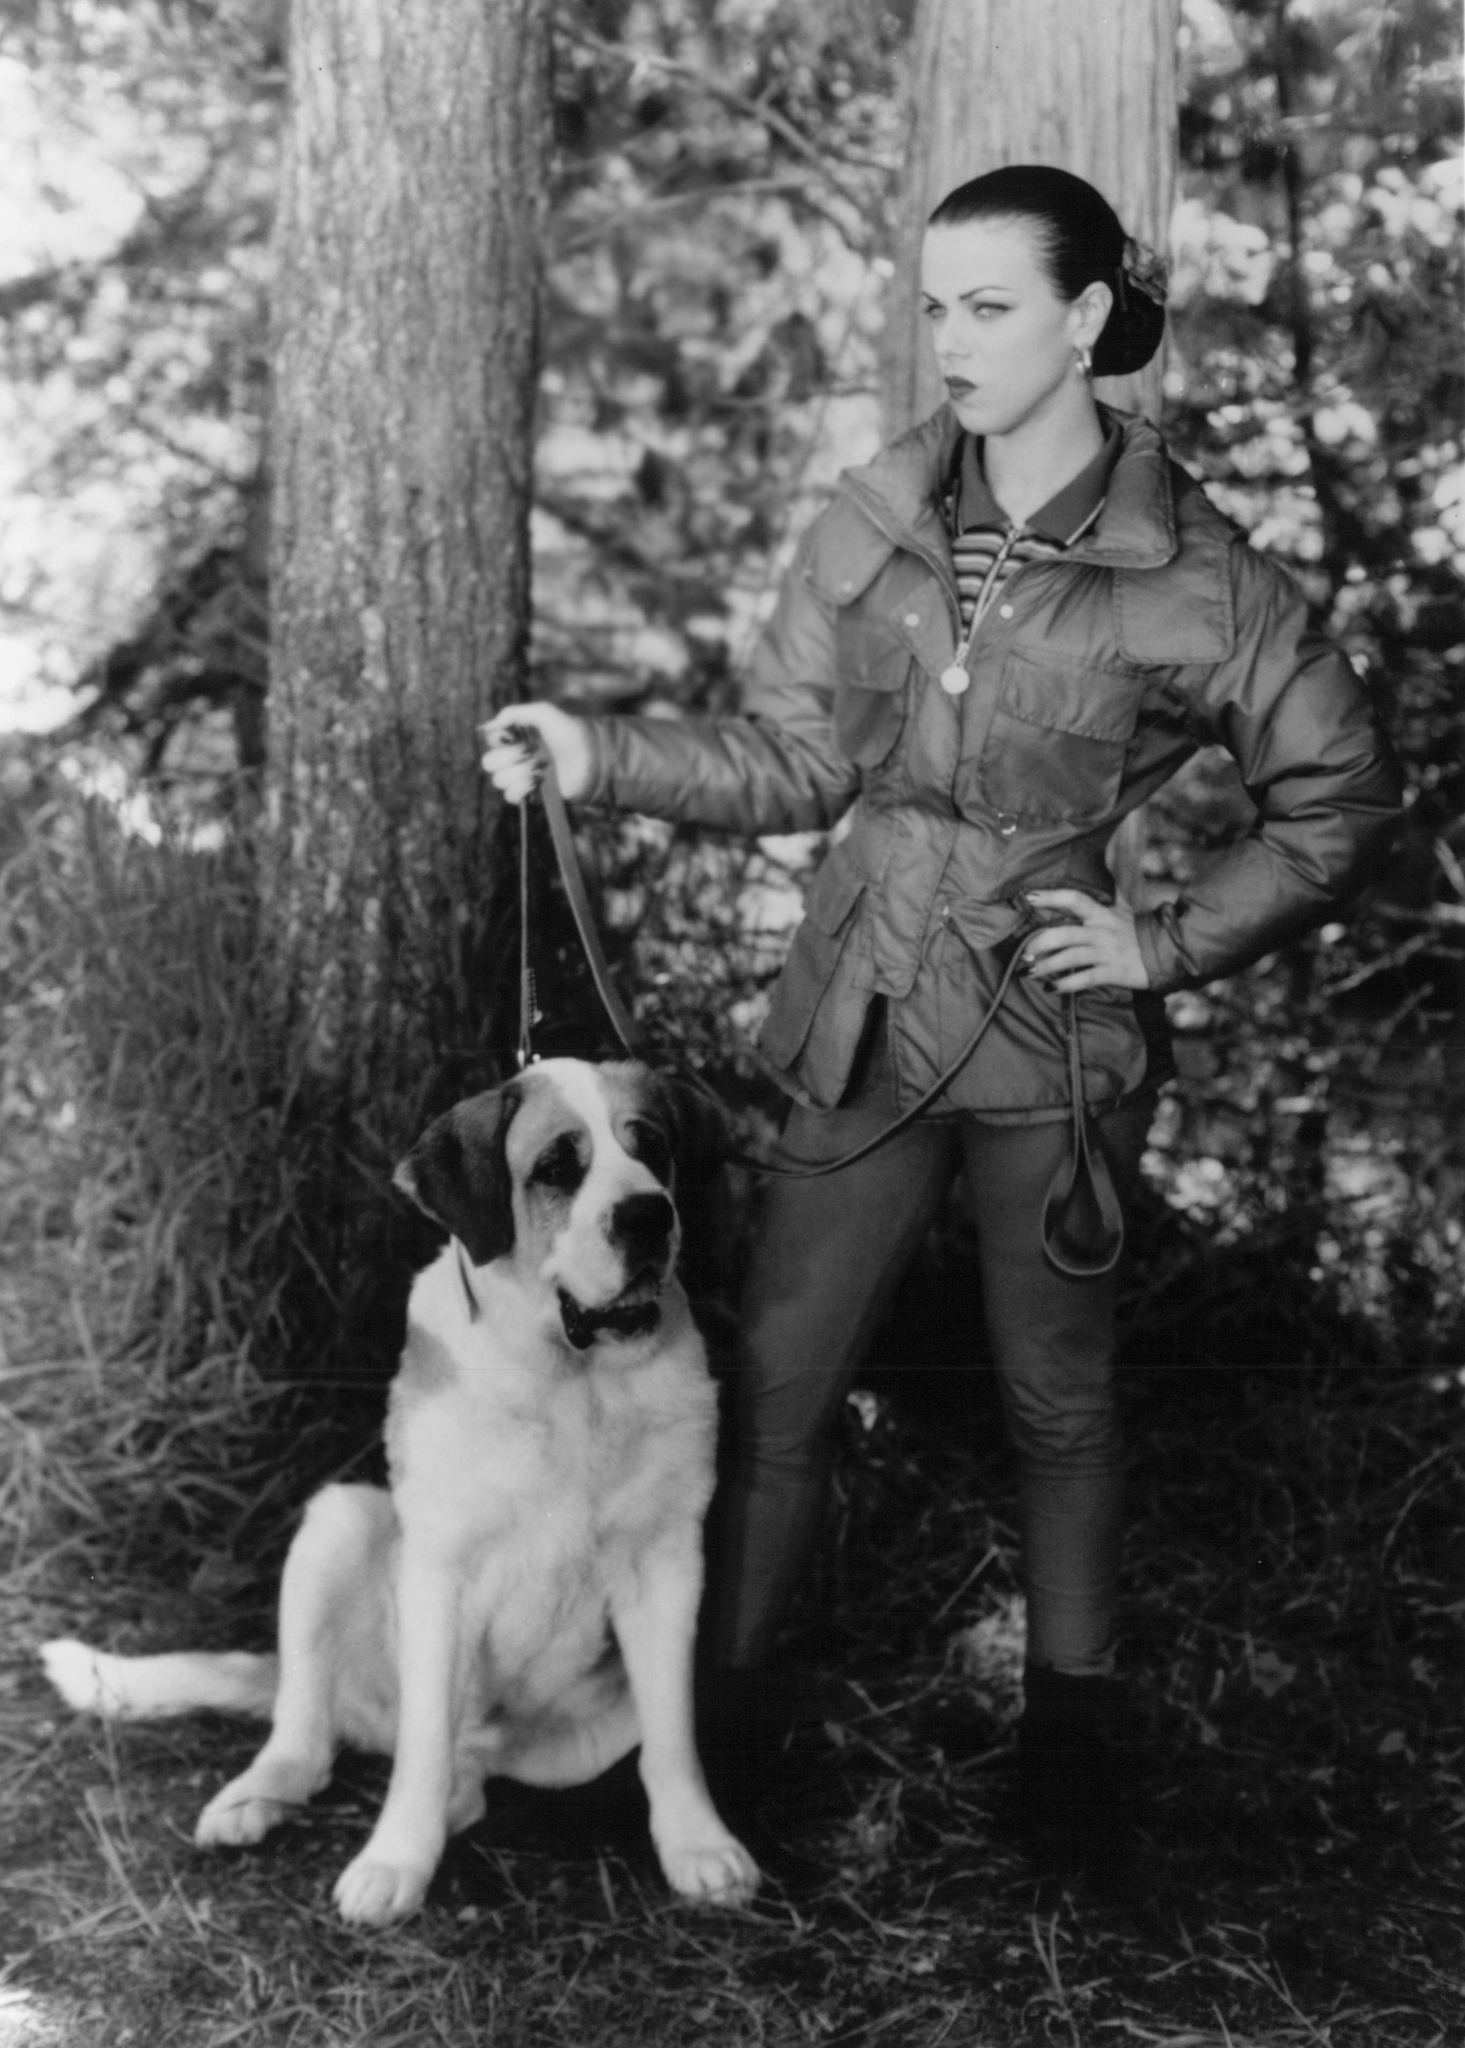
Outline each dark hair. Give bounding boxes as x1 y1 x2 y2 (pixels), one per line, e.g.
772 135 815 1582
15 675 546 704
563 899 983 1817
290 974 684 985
927 164 1165 377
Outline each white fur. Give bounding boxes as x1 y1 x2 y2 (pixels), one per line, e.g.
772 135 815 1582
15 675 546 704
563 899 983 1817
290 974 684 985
41 1639 278 1720
41 1061 759 1927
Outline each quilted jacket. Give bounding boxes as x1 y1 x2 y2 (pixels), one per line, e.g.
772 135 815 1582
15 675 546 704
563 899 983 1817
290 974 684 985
580 406 1403 1120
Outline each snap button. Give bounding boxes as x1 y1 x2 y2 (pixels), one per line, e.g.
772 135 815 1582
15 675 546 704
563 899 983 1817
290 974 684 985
997 813 1018 837
903 610 921 628
839 577 855 593
998 602 1014 619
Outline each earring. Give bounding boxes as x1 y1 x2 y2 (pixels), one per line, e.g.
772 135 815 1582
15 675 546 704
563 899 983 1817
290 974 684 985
1074 341 1094 379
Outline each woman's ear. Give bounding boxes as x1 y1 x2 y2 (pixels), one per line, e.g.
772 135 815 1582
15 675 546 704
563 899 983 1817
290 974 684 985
1070 278 1113 354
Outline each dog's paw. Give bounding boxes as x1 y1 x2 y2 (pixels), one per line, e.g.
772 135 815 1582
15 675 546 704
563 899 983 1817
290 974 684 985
661 1833 762 1908
196 1784 293 1849
195 1753 327 1848
333 1853 434 1927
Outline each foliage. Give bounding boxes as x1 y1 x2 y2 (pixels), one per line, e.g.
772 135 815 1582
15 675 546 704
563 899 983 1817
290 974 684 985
1139 0 1465 1367
0 745 414 1577
534 0 900 727
0 0 277 773
1168 0 1463 847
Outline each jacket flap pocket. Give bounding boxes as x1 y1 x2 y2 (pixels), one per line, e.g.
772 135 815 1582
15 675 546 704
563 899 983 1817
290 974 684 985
800 506 897 608
802 851 866 934
999 647 1141 743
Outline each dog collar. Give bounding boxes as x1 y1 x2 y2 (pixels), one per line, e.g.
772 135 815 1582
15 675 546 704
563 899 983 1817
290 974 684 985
557 1290 662 1352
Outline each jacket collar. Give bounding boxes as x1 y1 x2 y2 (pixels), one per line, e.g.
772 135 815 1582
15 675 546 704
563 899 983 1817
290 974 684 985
954 419 1121 544
838 404 1178 572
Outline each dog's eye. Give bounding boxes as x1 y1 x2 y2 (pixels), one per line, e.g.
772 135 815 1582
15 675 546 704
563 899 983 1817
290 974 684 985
531 1135 585 1192
625 1119 672 1184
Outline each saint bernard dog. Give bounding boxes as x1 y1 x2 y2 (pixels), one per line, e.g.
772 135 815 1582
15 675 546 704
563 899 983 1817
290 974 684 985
42 1058 760 1926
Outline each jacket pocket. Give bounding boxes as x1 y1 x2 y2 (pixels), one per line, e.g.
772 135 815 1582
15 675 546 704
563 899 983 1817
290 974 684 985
833 615 911 770
975 646 1144 826
758 854 867 1073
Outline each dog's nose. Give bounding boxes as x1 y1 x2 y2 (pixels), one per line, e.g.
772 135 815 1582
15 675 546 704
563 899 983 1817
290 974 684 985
610 1191 675 1257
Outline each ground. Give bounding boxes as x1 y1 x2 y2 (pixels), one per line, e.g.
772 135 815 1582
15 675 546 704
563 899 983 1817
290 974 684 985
4 1297 1464 2044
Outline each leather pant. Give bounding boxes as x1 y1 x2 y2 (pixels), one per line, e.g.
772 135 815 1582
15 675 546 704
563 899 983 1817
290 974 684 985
706 1019 1153 1680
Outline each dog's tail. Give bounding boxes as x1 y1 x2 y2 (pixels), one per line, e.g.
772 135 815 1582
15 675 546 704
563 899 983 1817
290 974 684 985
40 1638 279 1722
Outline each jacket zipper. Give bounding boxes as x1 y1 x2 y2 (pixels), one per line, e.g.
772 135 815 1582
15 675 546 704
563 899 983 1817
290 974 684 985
943 525 1026 687
839 474 1046 818
840 473 1041 682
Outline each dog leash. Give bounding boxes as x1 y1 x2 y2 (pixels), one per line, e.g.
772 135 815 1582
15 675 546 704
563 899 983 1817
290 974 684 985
518 800 544 1070
512 737 1123 1274
520 743 646 1065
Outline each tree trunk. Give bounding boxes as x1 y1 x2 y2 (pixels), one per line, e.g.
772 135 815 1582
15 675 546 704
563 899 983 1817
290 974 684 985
265 0 549 1149
880 0 1179 433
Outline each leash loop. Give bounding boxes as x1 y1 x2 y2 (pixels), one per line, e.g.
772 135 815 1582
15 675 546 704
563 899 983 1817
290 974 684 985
759 941 1026 1180
1038 995 1126 1278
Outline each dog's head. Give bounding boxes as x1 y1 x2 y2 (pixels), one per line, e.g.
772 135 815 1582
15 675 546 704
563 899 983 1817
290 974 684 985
394 1059 725 1350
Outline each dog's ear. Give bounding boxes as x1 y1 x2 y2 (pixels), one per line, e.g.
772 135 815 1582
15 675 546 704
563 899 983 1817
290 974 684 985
652 1076 728 1190
393 1085 519 1266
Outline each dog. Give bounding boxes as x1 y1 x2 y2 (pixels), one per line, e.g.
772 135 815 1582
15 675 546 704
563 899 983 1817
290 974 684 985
42 1057 760 1927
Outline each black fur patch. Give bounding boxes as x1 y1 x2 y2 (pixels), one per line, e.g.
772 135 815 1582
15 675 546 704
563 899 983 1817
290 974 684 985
393 1086 520 1266
649 1075 727 1189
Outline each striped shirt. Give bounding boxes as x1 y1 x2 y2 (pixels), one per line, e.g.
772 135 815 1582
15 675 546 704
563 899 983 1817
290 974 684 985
944 427 1121 638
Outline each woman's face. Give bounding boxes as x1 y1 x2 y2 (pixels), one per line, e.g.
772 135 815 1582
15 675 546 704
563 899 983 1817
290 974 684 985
919 218 1109 439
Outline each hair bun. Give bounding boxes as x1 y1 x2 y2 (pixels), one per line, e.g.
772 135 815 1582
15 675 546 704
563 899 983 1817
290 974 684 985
1093 235 1168 377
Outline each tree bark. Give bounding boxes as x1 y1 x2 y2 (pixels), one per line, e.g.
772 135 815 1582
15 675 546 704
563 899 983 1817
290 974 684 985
265 0 549 1142
879 0 1179 433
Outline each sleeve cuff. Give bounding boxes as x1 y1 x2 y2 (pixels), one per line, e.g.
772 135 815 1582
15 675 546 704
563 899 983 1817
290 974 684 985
576 715 615 809
1134 904 1191 997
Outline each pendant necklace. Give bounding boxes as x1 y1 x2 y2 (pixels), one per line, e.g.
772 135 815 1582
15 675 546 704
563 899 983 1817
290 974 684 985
942 460 1023 698
940 648 971 697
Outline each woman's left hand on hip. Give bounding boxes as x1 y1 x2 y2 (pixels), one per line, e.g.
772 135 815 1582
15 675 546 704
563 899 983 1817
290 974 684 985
1020 889 1151 993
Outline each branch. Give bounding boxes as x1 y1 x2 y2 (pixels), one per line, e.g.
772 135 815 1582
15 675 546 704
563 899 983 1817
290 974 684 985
554 175 807 256
1433 836 1465 901
557 26 889 216
132 411 255 487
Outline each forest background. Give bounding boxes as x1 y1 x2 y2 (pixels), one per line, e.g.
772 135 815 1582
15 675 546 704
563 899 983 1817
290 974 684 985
0 2 1463 2045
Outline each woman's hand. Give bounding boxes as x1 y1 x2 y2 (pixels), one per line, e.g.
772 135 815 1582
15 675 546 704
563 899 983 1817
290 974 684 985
1020 889 1150 993
479 703 593 805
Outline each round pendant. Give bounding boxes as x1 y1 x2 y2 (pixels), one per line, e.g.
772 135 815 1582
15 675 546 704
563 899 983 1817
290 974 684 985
939 664 970 696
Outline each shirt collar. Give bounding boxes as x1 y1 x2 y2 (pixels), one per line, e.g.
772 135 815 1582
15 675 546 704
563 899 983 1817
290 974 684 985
954 421 1123 544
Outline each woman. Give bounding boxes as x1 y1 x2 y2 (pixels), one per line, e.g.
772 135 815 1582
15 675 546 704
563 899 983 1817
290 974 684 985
482 166 1401 1881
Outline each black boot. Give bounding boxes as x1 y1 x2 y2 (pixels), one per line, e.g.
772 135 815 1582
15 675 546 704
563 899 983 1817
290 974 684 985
1017 1665 1133 1892
694 1657 855 1799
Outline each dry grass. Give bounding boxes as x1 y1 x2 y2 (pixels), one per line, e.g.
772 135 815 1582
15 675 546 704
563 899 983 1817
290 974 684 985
2 755 1463 2046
